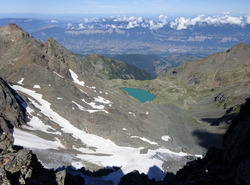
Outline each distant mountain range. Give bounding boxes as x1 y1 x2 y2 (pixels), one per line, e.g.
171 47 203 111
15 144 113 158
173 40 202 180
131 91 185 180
0 15 249 56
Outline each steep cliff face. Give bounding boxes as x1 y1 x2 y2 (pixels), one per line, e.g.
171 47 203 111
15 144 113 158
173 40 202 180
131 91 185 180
222 99 250 184
0 77 26 154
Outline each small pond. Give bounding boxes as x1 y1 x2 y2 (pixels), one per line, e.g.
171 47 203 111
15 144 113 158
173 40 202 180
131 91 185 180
122 87 156 103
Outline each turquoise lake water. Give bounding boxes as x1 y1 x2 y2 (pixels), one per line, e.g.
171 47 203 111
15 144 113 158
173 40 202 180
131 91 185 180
122 87 156 103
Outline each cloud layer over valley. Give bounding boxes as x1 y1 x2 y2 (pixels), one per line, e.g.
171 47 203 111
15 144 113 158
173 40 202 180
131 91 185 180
65 15 250 31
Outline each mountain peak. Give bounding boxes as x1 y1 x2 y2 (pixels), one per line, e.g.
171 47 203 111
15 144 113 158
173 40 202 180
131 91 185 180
6 23 23 30
0 22 33 43
226 42 248 53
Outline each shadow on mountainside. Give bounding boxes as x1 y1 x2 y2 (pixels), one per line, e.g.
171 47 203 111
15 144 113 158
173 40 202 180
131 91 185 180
201 112 238 126
192 130 224 149
194 112 240 149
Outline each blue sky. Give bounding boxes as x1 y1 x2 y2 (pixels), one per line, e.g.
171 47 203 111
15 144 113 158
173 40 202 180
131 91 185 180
0 0 249 16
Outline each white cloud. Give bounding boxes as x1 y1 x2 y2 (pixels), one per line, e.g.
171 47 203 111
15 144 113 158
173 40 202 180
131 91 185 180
78 23 85 30
112 16 166 30
187 36 212 42
51 20 58 23
149 15 168 30
219 37 239 43
67 23 72 29
246 16 250 24
170 15 246 30
111 24 117 29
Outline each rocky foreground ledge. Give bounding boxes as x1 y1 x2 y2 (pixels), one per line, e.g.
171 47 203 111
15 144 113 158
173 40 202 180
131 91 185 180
1 75 250 185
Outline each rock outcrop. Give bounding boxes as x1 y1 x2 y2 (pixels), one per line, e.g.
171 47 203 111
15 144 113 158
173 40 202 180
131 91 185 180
0 77 26 154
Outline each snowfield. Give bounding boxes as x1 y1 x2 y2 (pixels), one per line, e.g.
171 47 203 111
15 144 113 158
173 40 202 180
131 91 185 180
14 128 64 150
12 84 189 184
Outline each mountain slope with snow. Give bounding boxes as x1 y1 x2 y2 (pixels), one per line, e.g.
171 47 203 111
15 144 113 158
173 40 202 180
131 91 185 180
0 23 207 184
1 19 250 184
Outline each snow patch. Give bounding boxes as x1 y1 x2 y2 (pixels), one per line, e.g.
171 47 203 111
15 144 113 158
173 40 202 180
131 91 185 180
79 88 88 95
195 154 203 158
128 112 136 117
14 128 64 149
162 135 171 142
33 85 41 89
69 69 85 86
23 107 61 135
57 97 63 100
87 86 96 89
53 72 64 78
94 96 112 104
82 98 105 110
17 78 24 85
131 136 158 145
72 101 108 114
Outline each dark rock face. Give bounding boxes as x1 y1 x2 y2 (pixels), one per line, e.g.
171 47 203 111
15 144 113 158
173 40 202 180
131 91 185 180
222 99 250 184
0 78 26 128
118 170 159 185
0 77 26 154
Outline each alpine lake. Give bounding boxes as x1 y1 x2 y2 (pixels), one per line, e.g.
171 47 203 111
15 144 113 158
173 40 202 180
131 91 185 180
122 87 156 103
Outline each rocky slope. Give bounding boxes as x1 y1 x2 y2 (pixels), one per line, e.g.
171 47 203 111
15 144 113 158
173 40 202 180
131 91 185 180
85 54 152 80
118 98 250 185
0 23 151 82
0 77 85 185
1 73 250 184
1 23 250 184
0 23 206 184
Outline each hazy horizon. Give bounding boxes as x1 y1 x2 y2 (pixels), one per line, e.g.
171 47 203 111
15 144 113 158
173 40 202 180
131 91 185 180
0 0 249 19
